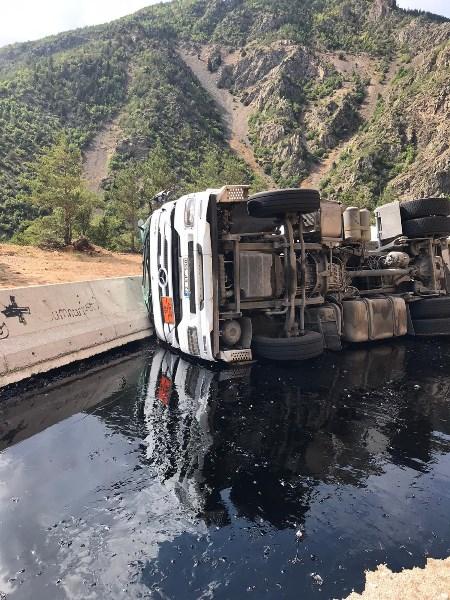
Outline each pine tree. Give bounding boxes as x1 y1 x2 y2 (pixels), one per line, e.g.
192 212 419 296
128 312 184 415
110 165 143 253
26 134 92 245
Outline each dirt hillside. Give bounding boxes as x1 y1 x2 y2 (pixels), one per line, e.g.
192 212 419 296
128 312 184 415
82 116 122 194
0 244 141 288
180 47 274 187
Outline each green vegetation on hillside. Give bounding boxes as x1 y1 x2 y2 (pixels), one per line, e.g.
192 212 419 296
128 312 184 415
321 39 450 209
0 0 449 246
0 36 253 247
0 39 129 238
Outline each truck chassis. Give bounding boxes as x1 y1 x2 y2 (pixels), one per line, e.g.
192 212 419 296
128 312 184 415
142 187 450 363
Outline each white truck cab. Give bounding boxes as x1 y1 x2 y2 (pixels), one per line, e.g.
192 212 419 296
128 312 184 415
143 186 253 363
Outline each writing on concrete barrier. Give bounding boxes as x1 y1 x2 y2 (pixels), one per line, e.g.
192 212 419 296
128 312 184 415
51 299 100 322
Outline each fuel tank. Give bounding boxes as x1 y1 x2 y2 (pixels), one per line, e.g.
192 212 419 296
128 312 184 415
342 297 408 343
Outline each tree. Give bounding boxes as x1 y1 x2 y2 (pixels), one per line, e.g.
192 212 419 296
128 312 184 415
110 165 144 252
186 147 222 192
25 134 94 245
74 189 103 236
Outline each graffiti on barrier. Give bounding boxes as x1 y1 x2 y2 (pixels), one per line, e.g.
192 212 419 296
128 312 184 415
1 296 31 325
51 299 100 322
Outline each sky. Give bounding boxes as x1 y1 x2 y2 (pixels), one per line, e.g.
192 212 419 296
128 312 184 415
0 0 449 49
0 0 164 48
397 0 450 17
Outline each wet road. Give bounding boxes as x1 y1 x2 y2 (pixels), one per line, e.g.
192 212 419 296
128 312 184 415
0 340 449 599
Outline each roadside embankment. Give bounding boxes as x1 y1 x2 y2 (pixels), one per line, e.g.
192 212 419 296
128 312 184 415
0 243 141 289
0 276 153 387
345 557 450 599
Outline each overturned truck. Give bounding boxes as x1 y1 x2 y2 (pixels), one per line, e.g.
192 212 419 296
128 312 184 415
142 187 450 362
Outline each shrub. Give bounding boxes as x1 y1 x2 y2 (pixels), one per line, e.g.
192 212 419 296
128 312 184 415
12 209 65 249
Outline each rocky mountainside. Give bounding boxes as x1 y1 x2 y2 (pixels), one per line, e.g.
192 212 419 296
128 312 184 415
0 0 449 238
322 19 450 206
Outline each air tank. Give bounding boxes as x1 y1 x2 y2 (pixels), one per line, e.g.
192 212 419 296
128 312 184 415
359 209 371 242
320 201 343 239
343 207 361 241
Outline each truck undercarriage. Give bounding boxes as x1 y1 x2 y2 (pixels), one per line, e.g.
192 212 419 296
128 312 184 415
142 187 450 363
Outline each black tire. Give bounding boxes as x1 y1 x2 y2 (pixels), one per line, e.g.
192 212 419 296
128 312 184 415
247 189 320 219
409 296 450 320
252 331 324 361
403 216 450 237
412 317 450 336
400 197 450 221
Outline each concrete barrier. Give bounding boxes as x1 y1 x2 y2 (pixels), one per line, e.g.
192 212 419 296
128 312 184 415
0 276 153 387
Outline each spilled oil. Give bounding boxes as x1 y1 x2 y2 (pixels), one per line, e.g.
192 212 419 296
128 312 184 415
0 340 449 599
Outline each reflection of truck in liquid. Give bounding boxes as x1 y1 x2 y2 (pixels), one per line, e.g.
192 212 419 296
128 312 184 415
141 187 450 363
144 346 251 524
143 344 413 528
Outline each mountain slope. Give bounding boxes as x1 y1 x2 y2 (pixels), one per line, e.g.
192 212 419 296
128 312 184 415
0 0 449 239
180 47 274 186
322 18 450 208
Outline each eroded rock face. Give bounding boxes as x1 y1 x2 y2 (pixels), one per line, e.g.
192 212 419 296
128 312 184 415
214 41 347 182
323 30 450 205
185 7 450 200
385 43 450 201
206 46 222 73
371 0 396 20
217 43 319 94
397 20 450 54
305 90 362 153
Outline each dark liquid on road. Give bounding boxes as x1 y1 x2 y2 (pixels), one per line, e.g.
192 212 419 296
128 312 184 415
0 340 449 599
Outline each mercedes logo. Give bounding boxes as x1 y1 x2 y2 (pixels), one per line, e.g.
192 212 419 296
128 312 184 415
158 268 168 287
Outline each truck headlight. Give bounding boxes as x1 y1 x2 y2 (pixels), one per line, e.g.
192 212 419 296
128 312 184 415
184 197 196 227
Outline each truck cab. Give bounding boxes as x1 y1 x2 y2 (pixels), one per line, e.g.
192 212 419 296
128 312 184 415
143 186 255 363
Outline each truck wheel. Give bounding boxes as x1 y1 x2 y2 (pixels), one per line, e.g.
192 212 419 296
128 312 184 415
247 189 320 218
403 216 450 237
412 317 450 336
409 297 450 320
400 197 450 221
252 331 324 361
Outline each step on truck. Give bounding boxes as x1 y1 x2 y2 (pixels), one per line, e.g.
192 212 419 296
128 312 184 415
141 187 450 362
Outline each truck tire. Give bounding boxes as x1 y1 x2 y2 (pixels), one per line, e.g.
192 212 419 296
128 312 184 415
247 189 320 219
409 296 450 320
403 216 450 238
252 331 324 361
412 317 450 336
400 197 450 221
